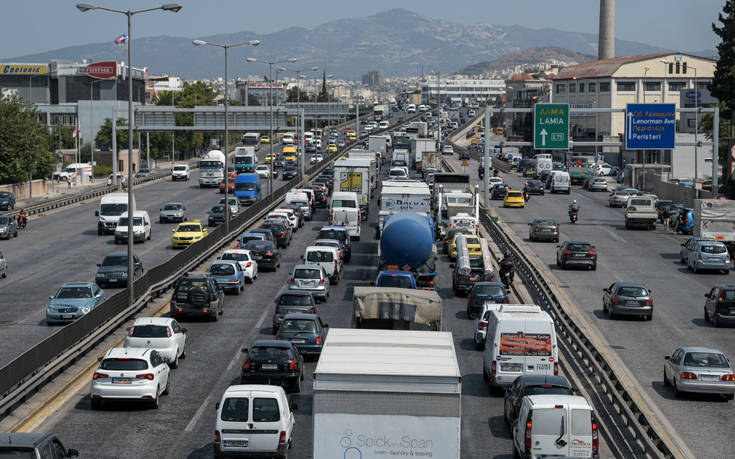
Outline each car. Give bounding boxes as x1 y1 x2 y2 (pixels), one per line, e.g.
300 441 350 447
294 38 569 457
308 186 328 208
704 285 735 327
159 202 187 223
272 289 318 334
171 163 190 181
275 313 328 360
0 191 16 210
244 239 281 271
125 317 187 368
487 176 503 190
46 282 105 325
597 162 612 176
326 143 338 153
602 281 653 320
218 197 241 217
255 165 270 178
523 180 545 195
441 145 454 155
503 375 573 425
90 347 170 409
458 150 471 160
0 249 6 278
273 158 286 170
106 173 127 186
664 346 735 400
504 190 525 208
95 252 144 287
337 140 346 148
374 270 415 289
220 249 258 283
609 188 637 207
472 302 504 350
584 176 609 192
171 220 208 249
270 208 299 232
491 183 510 200
317 226 352 262
467 281 508 320
170 272 224 321
135 168 154 178
281 204 305 227
260 135 270 144
219 172 238 194
687 240 731 274
528 218 560 243
450 234 481 260
282 166 298 180
556 240 597 270
238 231 267 249
538 169 552 184
313 153 324 163
240 340 305 393
287 264 330 301
259 221 291 248
0 215 18 239
442 227 472 254
388 167 408 179
0 433 78 458
208 260 246 295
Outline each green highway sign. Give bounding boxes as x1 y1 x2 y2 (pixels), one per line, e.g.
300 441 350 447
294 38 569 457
534 103 569 150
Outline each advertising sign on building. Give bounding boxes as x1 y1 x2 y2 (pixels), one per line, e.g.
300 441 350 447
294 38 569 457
248 81 285 89
85 61 117 79
0 63 47 75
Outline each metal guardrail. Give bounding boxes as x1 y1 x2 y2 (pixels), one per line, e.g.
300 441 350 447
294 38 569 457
0 114 417 418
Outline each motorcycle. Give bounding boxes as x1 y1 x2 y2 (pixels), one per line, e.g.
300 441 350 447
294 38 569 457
499 259 515 290
569 209 578 224
523 190 530 202
17 215 27 229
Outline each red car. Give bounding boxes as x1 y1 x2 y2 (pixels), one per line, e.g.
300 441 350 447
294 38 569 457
219 172 238 193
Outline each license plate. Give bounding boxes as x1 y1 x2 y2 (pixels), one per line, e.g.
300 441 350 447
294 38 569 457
626 301 639 306
261 364 278 370
500 363 522 372
61 315 73 319
537 363 551 370
112 377 133 384
574 253 586 257
701 375 719 381
291 339 306 344
223 440 248 447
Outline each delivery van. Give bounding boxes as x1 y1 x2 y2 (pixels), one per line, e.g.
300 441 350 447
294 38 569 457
482 304 558 389
331 206 360 241
96 193 136 235
114 210 152 244
548 171 571 194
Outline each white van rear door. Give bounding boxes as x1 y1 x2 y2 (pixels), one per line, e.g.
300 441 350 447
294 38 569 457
248 394 283 451
531 407 569 457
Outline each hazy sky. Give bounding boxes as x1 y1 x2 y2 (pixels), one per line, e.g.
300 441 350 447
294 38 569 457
0 0 724 58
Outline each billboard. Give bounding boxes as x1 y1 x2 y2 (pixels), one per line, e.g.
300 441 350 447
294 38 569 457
85 61 117 79
0 63 47 75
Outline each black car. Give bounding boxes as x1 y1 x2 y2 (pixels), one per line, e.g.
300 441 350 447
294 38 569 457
273 290 318 334
704 285 735 327
322 167 334 177
0 191 15 211
95 252 144 287
260 221 291 248
538 169 552 183
556 240 597 270
282 166 298 180
503 375 573 425
458 150 471 160
524 180 545 195
491 184 509 200
273 158 286 169
466 282 508 319
244 239 281 270
207 205 227 227
310 187 328 208
240 340 304 393
170 272 224 321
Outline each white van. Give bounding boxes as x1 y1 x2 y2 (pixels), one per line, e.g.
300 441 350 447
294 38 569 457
482 304 558 389
535 157 552 178
114 210 152 244
548 171 571 194
330 191 359 212
513 395 599 459
214 385 296 458
285 191 311 221
331 207 360 241
406 104 417 113
171 163 190 181
303 245 341 283
281 134 294 145
96 193 136 235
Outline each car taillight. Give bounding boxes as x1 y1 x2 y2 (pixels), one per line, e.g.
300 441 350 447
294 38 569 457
242 360 250 371
275 306 280 315
588 250 597 256
592 421 599 452
93 372 108 380
503 298 509 304
310 307 316 313
563 249 571 256
646 297 654 306
611 295 621 305
237 243 242 249
289 278 295 283
479 321 487 331
214 430 222 443
167 327 172 337
469 297 477 305
279 431 287 444
532 228 538 232
289 360 299 371
553 362 559 376
491 360 497 375
281 231 286 237
525 420 533 449
136 373 154 380
246 261 252 267
128 328 134 337
722 374 735 381
319 279 326 285
680 372 697 380
265 252 274 257
316 336 323 345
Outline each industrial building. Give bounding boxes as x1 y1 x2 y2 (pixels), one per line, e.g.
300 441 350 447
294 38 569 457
419 77 505 105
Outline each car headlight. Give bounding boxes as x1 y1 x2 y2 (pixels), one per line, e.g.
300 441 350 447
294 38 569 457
47 307 54 314
80 306 91 314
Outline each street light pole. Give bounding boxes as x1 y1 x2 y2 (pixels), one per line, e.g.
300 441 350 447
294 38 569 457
282 66 319 180
77 2 182 310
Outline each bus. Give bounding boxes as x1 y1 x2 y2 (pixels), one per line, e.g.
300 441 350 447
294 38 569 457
242 133 261 151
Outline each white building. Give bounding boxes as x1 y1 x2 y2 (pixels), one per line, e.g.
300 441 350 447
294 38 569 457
420 77 505 105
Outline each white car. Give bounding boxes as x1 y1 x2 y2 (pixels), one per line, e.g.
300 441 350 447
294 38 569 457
90 347 170 409
220 249 258 282
269 209 299 231
442 145 454 155
379 120 390 129
313 153 324 163
255 165 270 178
388 167 408 179
473 303 504 350
218 197 241 216
487 176 504 190
597 162 612 176
106 173 127 186
171 163 190 181
125 317 187 367
266 212 295 231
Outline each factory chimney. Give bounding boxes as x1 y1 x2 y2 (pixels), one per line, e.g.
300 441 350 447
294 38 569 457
598 0 615 60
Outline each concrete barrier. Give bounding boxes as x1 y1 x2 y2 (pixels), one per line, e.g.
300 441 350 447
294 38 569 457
0 179 49 200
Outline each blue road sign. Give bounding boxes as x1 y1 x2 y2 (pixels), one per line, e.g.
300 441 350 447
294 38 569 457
625 103 676 150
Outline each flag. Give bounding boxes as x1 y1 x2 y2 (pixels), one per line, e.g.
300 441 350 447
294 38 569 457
72 124 77 138
114 33 128 46
73 121 81 138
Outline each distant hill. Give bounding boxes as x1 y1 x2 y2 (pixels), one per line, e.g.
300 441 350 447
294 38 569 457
3 9 669 79
459 47 595 76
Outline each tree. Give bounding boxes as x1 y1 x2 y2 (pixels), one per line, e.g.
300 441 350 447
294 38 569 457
709 1 735 192
0 94 54 184
318 71 328 102
286 86 311 103
95 117 135 151
50 125 75 150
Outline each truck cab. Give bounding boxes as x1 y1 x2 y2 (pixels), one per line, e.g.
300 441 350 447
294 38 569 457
373 270 416 289
624 195 657 230
96 193 135 235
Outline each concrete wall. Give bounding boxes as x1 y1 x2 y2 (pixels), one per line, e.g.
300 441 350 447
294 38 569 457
640 172 713 205
0 179 49 200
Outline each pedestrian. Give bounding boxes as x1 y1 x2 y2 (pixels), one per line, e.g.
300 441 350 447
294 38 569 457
662 206 671 231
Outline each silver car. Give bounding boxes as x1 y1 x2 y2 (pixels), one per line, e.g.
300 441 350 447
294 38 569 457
218 197 241 217
0 249 7 278
687 241 731 274
608 189 637 207
664 346 735 400
679 237 715 264
159 202 187 223
287 264 330 302
584 177 608 192
0 215 18 239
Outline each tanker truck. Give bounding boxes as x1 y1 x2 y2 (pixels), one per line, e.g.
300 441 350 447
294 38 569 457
199 149 226 188
378 212 437 290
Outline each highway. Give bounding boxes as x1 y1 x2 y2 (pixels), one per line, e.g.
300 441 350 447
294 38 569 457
444 146 734 458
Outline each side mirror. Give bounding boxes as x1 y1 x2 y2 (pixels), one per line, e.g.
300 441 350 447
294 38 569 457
664 355 670 360
94 211 99 217
159 208 162 211
290 402 298 411
182 328 188 333
216 402 220 410
705 293 710 298
97 357 103 362
48 296 54 299
172 229 176 232
241 348 248 353
96 263 101 267
527 223 532 226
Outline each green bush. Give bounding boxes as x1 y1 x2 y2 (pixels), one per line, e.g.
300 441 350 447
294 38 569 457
93 165 112 177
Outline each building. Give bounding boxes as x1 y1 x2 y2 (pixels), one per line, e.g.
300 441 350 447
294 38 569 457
361 70 384 87
504 72 552 108
420 77 505 105
145 74 183 103
236 80 286 106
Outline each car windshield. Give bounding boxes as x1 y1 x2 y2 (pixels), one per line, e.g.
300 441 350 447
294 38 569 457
56 287 92 298
523 386 572 397
278 294 313 306
100 203 127 215
0 451 36 458
307 251 333 262
0 216 10 224
475 284 505 297
245 241 272 251
100 358 148 370
683 352 730 368
241 235 265 244
210 264 235 276
118 217 143 226
179 224 203 233
617 286 648 297
507 191 523 198
389 170 405 177
0 192 11 198
466 237 480 245
379 274 413 289
528 181 542 186
102 255 127 266
700 244 727 254
221 397 249 422
131 325 169 338
256 166 267 171
249 346 291 360
295 269 321 279
252 398 280 422
331 199 356 208
222 252 248 262
163 204 182 211
210 206 225 214
568 243 592 252
235 182 257 191
319 229 346 242
173 166 187 171
281 319 317 333
536 220 557 226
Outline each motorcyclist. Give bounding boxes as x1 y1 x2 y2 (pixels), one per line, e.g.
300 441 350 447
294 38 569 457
498 251 515 285
17 208 27 228
568 200 579 219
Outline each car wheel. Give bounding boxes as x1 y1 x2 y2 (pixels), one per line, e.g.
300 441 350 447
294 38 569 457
212 311 219 322
170 352 179 369
663 369 670 386
1 268 6 278
512 444 521 459
150 393 160 409
163 376 171 395
608 308 615 320
180 344 186 359
704 308 710 322
482 365 489 380
692 264 698 274
556 257 561 267
91 397 102 410
475 340 484 351
724 393 734 401
674 380 683 397
147 230 152 240
646 313 653 321
272 326 278 335
722 269 730 275
714 315 720 328
234 286 241 296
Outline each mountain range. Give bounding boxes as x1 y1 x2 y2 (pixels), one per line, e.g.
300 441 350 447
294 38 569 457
3 9 675 80
459 47 595 77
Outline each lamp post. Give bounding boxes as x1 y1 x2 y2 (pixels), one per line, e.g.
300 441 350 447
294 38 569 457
89 79 103 167
193 38 260 234
77 2 182 310
282 67 318 178
325 74 333 127
246 57 297 195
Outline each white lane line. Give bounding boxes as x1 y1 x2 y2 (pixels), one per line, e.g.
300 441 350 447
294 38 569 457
182 303 270 433
604 227 626 243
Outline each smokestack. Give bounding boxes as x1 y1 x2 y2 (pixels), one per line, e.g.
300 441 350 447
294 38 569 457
598 0 615 60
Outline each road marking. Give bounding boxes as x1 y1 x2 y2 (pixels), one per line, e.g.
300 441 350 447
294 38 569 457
604 227 626 243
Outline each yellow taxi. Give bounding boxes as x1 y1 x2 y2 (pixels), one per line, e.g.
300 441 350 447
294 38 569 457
264 153 277 164
450 234 482 260
346 131 357 141
326 143 338 153
504 190 525 208
282 146 298 162
171 219 207 249
495 127 505 136
260 135 270 144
